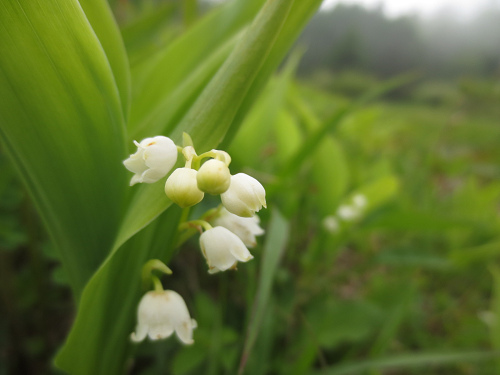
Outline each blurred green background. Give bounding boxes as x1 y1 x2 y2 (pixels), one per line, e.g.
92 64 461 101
1 0 500 374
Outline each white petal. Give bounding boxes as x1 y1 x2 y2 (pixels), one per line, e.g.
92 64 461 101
140 168 171 184
215 227 253 262
148 324 175 340
143 137 178 172
212 208 264 247
123 152 147 175
130 323 148 343
200 228 238 272
221 174 266 217
175 319 196 345
129 174 142 186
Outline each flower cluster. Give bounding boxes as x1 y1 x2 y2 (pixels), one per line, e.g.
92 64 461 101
322 194 368 234
123 134 266 216
124 135 267 345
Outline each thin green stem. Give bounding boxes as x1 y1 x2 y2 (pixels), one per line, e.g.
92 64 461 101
179 219 212 232
152 276 163 292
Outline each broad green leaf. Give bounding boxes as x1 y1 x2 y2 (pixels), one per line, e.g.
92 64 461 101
229 48 303 170
130 0 266 128
170 0 296 147
55 206 183 374
239 209 289 374
274 110 302 166
353 175 400 212
80 0 131 118
0 0 126 296
311 137 350 215
221 0 324 149
120 3 178 67
129 35 237 142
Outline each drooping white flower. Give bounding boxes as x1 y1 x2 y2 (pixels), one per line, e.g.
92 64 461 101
352 194 368 209
123 136 178 186
322 215 340 234
221 173 266 217
131 290 197 344
212 207 264 247
336 204 360 221
165 168 204 208
197 159 231 195
199 226 253 274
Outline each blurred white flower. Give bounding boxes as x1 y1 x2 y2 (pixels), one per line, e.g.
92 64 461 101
337 204 360 221
322 215 340 234
123 136 178 186
352 194 368 209
165 168 204 207
131 290 197 344
221 173 266 217
212 207 264 247
478 311 496 327
197 159 231 195
199 226 253 274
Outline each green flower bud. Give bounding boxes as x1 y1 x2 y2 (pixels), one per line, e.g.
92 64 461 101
196 159 231 195
165 168 204 208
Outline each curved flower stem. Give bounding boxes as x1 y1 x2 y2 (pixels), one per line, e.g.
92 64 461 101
151 276 163 292
178 219 213 232
141 259 172 290
201 205 223 222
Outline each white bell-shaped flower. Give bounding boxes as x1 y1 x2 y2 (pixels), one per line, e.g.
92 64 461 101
322 215 340 234
221 173 266 217
197 159 231 195
352 194 368 209
212 208 264 247
199 226 253 274
123 136 178 186
165 168 204 207
337 204 360 221
131 290 197 344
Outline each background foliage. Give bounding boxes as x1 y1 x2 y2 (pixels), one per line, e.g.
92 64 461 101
1 0 500 374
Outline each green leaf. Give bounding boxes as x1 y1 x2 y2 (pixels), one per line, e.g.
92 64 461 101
80 0 131 118
0 0 126 296
170 0 296 148
221 0 324 149
55 206 183 375
129 0 265 129
311 137 350 215
239 209 289 374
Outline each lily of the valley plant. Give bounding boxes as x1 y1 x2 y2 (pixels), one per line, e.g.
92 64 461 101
124 133 266 344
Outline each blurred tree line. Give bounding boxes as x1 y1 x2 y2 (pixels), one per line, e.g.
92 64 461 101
298 3 500 79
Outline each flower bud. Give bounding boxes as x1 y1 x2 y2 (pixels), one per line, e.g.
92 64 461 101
199 226 253 274
131 290 197 344
165 168 204 208
221 173 266 217
196 159 231 195
123 136 178 186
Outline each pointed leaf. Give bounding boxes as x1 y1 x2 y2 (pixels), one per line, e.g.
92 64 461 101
0 0 127 296
80 0 131 117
